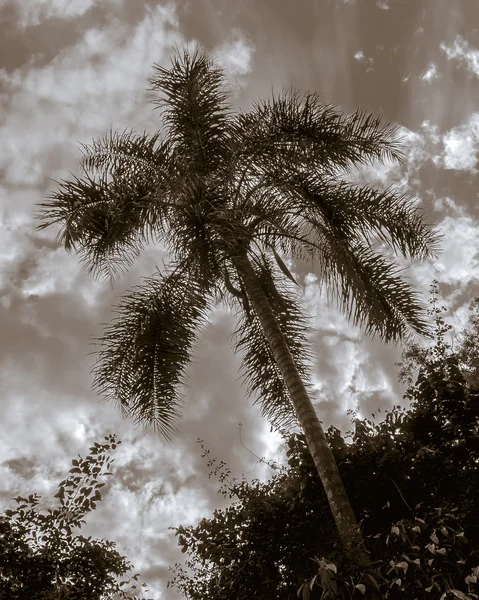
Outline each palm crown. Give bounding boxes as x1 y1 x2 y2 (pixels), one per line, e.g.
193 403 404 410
38 49 439 441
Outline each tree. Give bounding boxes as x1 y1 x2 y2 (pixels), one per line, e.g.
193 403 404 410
0 435 150 600
37 48 440 562
168 301 479 599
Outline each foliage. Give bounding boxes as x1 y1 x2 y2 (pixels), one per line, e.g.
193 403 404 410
0 435 151 600
37 47 440 436
168 291 479 599
456 297 479 390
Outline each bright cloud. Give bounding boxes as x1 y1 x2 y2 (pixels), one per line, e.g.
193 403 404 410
0 4 181 187
353 49 374 72
436 112 479 173
441 35 479 78
420 62 439 81
431 215 479 285
215 29 255 85
5 0 104 28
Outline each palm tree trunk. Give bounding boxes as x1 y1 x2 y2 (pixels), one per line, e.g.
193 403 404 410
233 253 370 567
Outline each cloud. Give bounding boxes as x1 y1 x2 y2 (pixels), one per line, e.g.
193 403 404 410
3 0 107 28
420 62 439 82
0 4 182 187
353 49 374 72
215 29 255 87
300 275 401 429
434 112 479 173
441 35 479 78
429 215 479 285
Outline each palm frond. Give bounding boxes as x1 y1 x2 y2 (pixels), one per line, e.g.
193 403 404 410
91 264 211 439
314 233 432 343
37 129 174 281
80 128 174 251
80 128 169 181
231 255 314 428
37 173 153 281
162 178 230 285
289 173 441 261
148 48 232 176
235 90 404 175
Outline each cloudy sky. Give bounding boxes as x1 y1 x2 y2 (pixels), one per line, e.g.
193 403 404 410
1 0 479 597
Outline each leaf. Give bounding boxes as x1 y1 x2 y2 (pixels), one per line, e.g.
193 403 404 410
430 531 439 544
426 543 435 554
363 573 380 592
273 247 300 287
449 591 472 600
324 562 337 574
355 584 366 595
396 561 408 573
302 582 311 600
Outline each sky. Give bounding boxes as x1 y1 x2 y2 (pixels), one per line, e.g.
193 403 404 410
1 0 479 597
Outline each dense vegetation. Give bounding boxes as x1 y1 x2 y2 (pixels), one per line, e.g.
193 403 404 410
169 284 479 600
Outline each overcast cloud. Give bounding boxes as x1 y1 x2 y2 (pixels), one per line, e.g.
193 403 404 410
1 0 479 597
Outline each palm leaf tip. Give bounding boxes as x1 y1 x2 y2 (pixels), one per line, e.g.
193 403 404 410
147 47 232 174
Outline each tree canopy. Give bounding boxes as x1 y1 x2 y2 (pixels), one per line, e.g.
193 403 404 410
0 435 150 600
37 48 440 438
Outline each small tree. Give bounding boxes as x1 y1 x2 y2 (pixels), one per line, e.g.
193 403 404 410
0 435 151 600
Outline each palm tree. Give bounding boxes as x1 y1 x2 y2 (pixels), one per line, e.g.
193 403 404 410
37 48 439 565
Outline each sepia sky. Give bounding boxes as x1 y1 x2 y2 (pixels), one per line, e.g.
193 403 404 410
1 0 479 597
